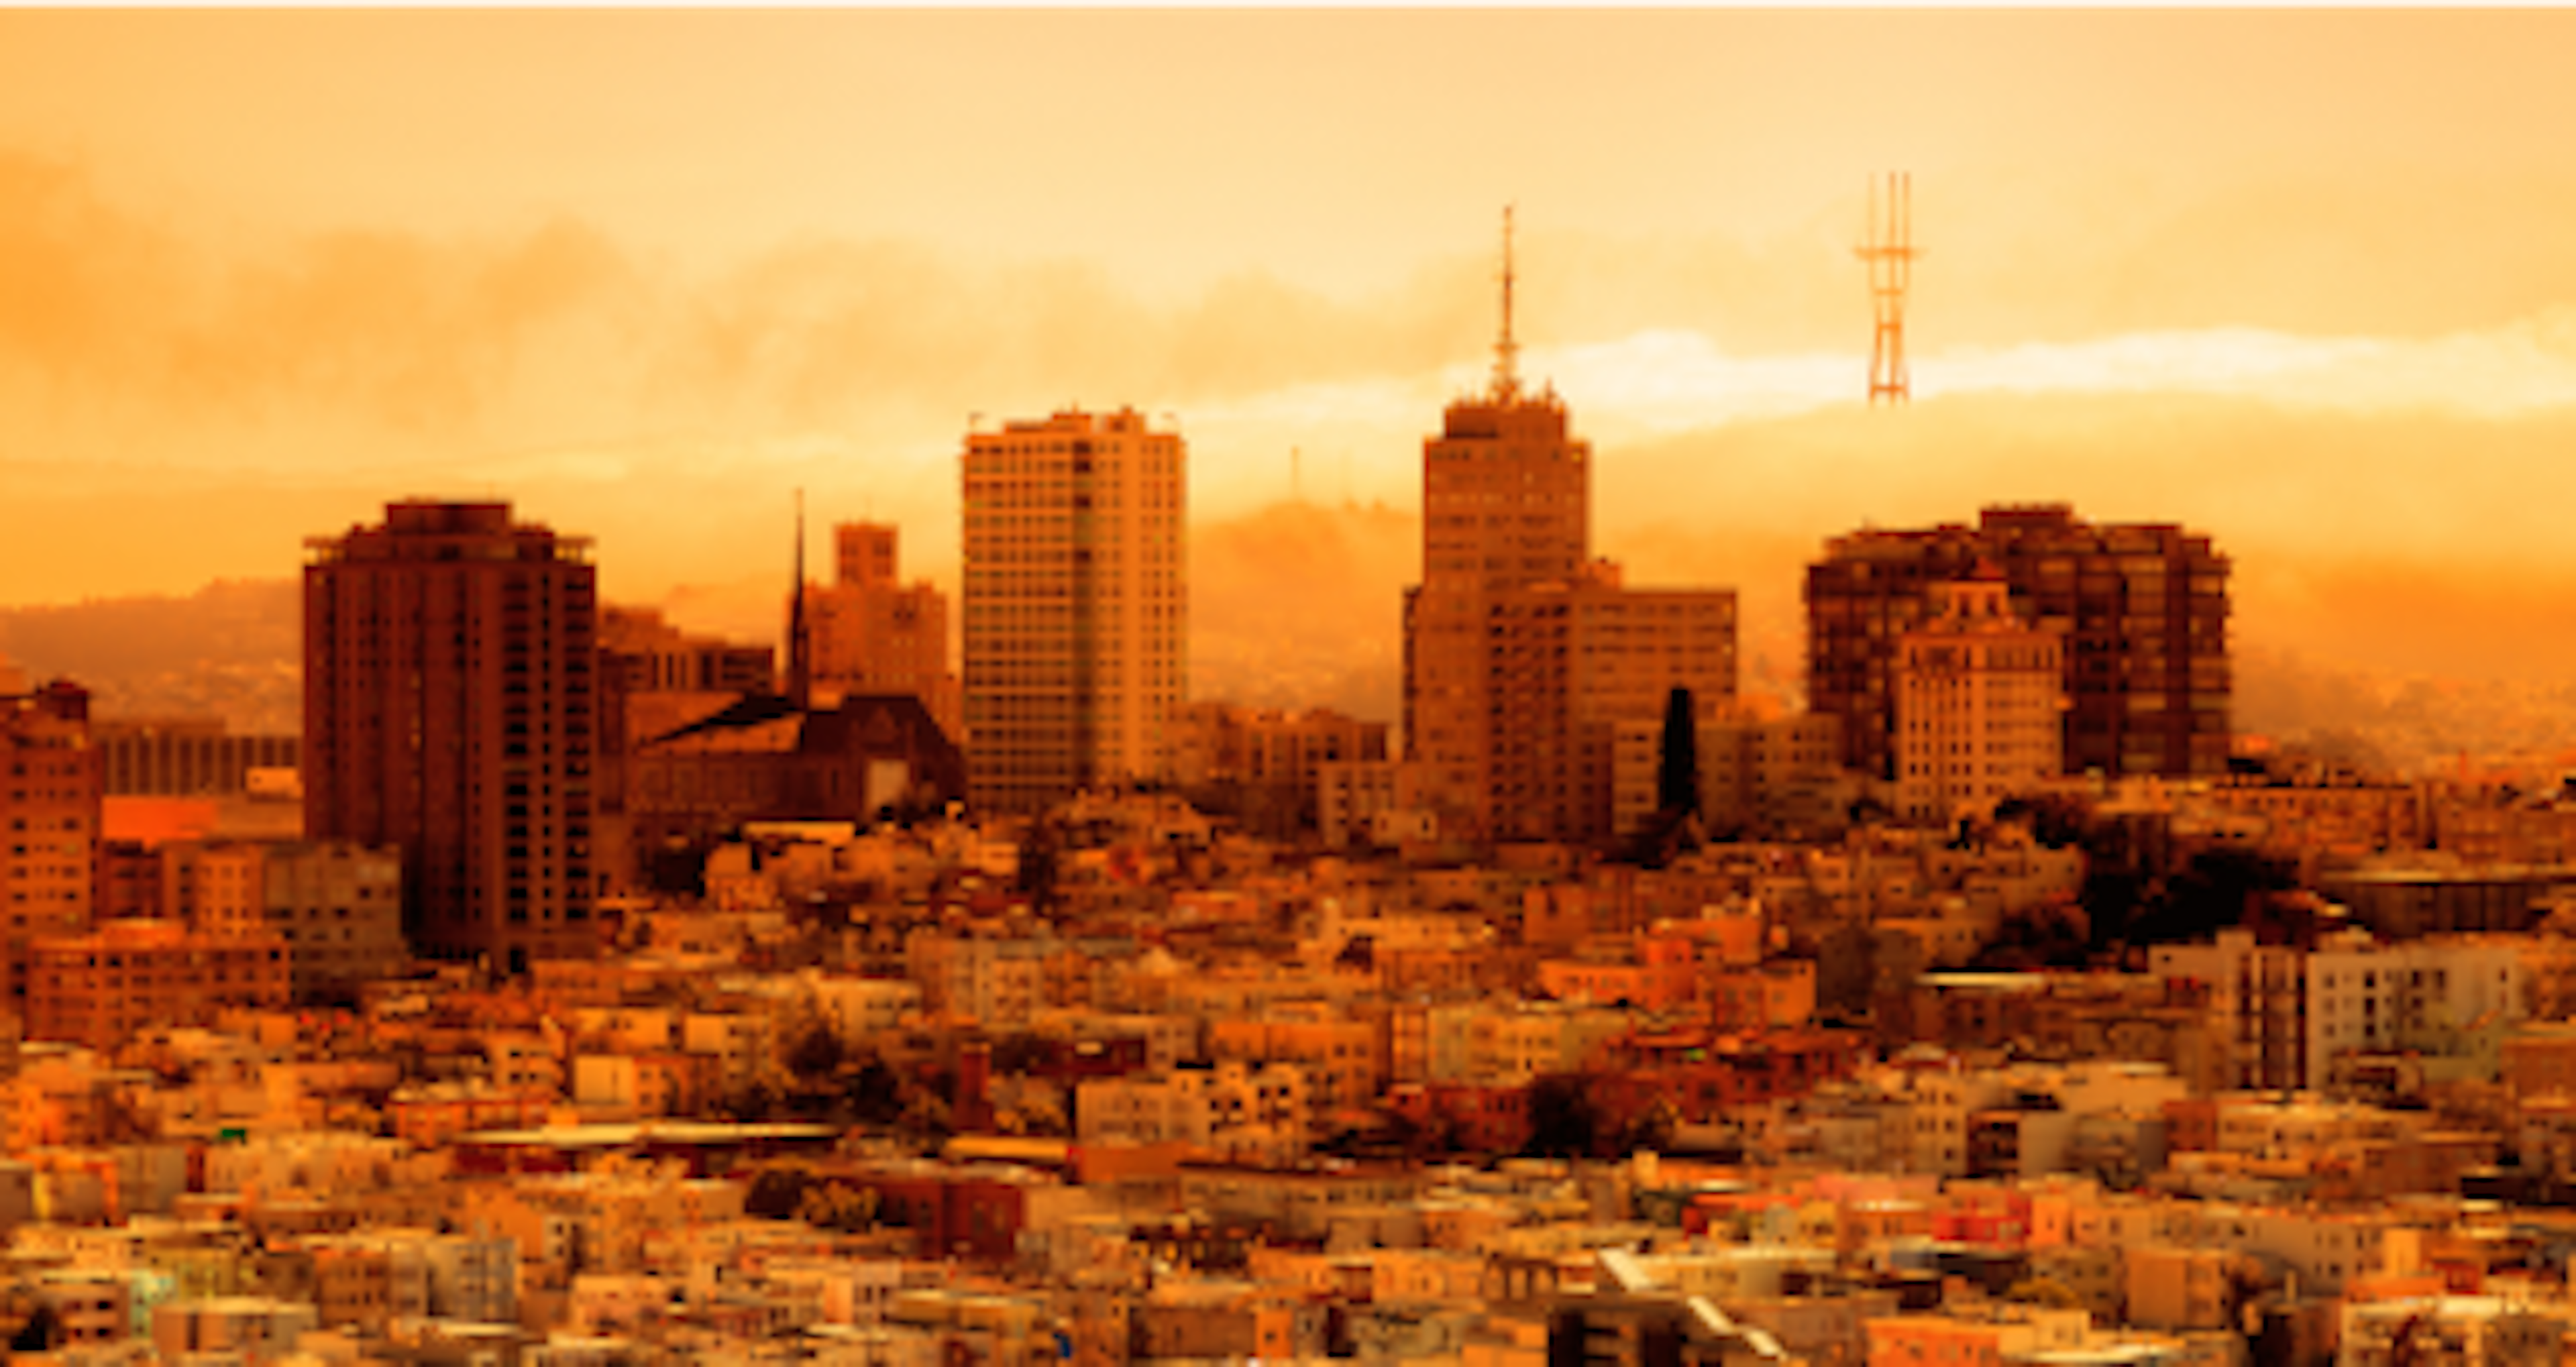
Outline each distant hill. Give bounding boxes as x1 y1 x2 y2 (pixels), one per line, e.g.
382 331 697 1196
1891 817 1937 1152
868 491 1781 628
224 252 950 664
12 559 2576 781
0 580 303 734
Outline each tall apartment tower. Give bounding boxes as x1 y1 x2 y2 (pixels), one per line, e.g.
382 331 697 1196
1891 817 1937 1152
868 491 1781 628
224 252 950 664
1807 503 2229 783
961 408 1187 814
304 500 600 973
1894 573 2065 824
1404 213 1735 842
1 677 99 1009
802 522 962 743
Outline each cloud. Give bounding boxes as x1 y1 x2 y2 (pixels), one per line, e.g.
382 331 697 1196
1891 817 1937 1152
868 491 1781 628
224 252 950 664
0 148 645 439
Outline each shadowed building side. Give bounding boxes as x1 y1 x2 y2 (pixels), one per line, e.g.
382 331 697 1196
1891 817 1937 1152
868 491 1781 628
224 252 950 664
621 692 965 889
303 500 602 975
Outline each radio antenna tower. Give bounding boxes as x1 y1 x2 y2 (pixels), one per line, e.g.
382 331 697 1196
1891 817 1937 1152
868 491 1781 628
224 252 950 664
1492 204 1521 401
1504 206 1514 401
1856 172 1919 404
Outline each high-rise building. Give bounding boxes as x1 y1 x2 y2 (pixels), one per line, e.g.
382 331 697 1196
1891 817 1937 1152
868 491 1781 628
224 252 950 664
961 408 1187 814
1 677 99 1009
304 500 600 973
801 522 961 742
1403 215 1736 843
1893 573 2065 824
1807 504 2229 783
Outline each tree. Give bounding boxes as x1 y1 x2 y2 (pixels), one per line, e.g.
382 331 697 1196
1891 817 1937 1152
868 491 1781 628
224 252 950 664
1615 1097 1679 1156
2003 1276 2085 1312
784 1019 847 1083
1525 1075 1601 1158
796 1181 880 1233
1656 687 1700 818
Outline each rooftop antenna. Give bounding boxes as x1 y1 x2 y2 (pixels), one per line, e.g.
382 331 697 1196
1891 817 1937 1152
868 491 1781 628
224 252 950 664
786 488 811 710
1856 172 1919 404
1493 204 1522 401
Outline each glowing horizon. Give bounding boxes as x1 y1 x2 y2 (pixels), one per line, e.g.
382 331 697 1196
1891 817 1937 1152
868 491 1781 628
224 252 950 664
7 9 2576 698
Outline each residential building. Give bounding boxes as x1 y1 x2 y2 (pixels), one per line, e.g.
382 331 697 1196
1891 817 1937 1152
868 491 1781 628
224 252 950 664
23 918 290 1050
93 718 299 798
1807 502 2229 782
803 522 961 743
262 840 407 998
2 677 98 1011
2151 928 2529 1092
1172 702 1389 835
1700 710 1852 836
961 408 1187 814
598 606 772 698
304 500 600 972
1892 572 2065 825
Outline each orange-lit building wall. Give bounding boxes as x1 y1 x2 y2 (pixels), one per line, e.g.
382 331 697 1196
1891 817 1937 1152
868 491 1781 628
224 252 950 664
1 679 99 1013
802 522 961 743
23 919 289 1050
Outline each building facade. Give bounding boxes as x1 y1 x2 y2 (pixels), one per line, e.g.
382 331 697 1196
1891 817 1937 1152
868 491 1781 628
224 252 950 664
1 678 99 1011
263 840 408 999
1171 702 1391 836
304 500 600 973
961 408 1187 814
93 719 299 798
23 918 291 1050
1402 223 1735 844
801 522 961 743
1893 574 2066 825
1807 503 2229 783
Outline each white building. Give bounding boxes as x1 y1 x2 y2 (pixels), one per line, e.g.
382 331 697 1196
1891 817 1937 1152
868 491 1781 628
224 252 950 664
2155 928 2530 1093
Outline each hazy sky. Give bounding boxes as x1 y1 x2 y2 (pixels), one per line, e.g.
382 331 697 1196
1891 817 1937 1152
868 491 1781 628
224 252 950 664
8 10 2576 696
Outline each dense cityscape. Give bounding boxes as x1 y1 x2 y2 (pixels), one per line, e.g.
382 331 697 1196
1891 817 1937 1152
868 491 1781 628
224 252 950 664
17 11 2576 1367
8 209 2576 1367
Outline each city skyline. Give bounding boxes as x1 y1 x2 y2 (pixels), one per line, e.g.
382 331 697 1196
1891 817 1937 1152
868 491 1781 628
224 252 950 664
7 11 2576 695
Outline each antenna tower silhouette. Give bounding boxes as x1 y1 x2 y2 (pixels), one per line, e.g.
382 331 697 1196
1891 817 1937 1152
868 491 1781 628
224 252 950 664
1857 172 1919 404
1492 205 1521 401
786 488 811 710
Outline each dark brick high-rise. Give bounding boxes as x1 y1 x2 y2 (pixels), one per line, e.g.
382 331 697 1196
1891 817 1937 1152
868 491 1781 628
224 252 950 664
305 500 600 973
1806 504 2229 783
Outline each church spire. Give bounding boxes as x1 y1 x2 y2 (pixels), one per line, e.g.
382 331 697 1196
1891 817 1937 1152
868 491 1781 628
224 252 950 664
1491 204 1521 402
786 489 812 710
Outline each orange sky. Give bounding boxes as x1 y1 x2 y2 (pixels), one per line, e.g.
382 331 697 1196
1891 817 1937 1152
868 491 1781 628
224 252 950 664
7 11 2576 699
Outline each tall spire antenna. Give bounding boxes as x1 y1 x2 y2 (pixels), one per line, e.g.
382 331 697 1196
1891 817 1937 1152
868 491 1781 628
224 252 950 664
1856 172 1920 404
1492 204 1521 401
786 488 811 709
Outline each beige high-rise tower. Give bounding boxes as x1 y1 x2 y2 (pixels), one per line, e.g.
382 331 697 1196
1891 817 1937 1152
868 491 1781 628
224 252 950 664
961 408 1187 814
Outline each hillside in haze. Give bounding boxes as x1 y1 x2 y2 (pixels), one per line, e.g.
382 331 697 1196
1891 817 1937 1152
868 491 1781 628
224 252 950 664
0 579 303 734
7 498 2575 780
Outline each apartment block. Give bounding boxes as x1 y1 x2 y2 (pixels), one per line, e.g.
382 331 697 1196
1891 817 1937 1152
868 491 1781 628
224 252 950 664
2 678 99 1014
1808 503 2229 783
961 408 1187 813
1893 573 2065 826
803 522 961 743
305 500 601 972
